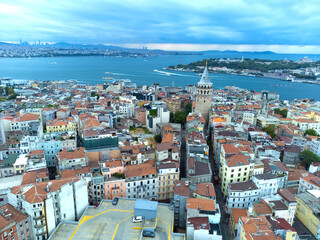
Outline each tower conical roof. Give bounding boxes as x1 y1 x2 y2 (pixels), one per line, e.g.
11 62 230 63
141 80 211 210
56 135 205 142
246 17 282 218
199 67 212 85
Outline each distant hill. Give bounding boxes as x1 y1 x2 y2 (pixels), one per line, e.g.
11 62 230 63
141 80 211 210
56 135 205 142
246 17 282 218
202 50 275 54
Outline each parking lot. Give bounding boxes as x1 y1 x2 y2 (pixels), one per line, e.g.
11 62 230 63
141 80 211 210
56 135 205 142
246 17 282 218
49 199 184 240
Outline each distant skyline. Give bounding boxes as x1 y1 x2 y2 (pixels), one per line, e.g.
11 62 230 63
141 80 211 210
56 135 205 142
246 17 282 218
1 0 320 53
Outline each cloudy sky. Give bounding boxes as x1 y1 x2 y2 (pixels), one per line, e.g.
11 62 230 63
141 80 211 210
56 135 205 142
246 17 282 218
1 0 320 53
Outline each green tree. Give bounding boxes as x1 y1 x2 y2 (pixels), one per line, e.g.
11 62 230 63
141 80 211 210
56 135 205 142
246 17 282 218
261 125 277 138
4 86 9 95
91 92 100 100
174 111 187 124
300 150 320 169
184 102 192 114
154 134 162 143
170 112 175 122
274 108 287 118
280 109 288 118
8 88 15 95
304 129 318 136
0 86 3 95
7 93 18 100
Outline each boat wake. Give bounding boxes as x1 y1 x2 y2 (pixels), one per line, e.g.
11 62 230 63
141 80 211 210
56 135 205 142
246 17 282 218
153 69 196 78
105 72 135 76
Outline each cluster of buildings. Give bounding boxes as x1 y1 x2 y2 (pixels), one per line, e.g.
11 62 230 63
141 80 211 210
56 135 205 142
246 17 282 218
1 64 320 240
173 56 320 83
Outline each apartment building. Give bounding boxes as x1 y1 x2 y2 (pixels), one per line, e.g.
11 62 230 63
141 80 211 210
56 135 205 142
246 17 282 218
8 177 88 240
226 180 260 213
156 162 179 201
220 153 254 195
125 162 157 200
0 203 32 240
56 147 88 171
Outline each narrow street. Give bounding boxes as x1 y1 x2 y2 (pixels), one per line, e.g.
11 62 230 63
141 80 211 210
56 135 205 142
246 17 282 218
208 130 232 240
180 128 186 178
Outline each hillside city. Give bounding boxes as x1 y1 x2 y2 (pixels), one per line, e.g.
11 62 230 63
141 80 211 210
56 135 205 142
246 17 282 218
1 66 320 240
168 56 320 84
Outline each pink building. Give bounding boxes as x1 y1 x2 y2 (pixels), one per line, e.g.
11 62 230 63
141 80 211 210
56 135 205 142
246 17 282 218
101 160 124 178
135 108 146 125
104 178 126 200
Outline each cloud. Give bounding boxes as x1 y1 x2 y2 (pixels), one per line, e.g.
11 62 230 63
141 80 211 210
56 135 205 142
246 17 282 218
0 0 320 52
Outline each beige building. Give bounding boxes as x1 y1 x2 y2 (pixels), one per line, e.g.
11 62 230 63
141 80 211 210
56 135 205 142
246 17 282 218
220 153 254 195
157 162 180 201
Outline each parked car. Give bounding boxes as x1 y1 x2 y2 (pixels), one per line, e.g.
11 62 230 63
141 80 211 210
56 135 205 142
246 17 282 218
112 197 119 205
133 216 143 223
142 230 155 238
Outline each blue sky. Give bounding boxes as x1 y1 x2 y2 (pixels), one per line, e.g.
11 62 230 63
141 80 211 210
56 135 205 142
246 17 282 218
1 0 320 53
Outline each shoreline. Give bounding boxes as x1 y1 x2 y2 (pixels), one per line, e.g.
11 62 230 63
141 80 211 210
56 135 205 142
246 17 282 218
164 68 320 85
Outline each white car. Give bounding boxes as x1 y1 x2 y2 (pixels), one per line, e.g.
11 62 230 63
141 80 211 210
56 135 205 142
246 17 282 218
133 216 143 223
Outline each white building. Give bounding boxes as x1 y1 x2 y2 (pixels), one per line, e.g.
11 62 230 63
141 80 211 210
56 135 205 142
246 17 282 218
155 142 180 162
226 180 260 213
310 139 320 157
293 119 320 135
20 135 39 154
252 173 285 198
243 112 256 125
8 177 88 240
125 163 158 200
298 176 320 193
146 105 170 133
262 188 297 225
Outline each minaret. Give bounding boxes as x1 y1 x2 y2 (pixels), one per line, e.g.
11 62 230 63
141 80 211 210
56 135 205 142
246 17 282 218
194 62 213 121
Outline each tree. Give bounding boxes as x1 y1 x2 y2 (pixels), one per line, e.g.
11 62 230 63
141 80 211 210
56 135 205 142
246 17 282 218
184 102 192 114
0 86 3 95
274 108 287 118
261 125 276 138
91 92 100 100
300 150 320 169
304 129 318 136
7 93 18 100
174 111 187 124
280 109 288 118
8 88 15 95
154 134 162 143
4 86 9 95
170 112 175 122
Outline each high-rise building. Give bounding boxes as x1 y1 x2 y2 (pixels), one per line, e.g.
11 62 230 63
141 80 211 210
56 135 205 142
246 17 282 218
194 65 213 121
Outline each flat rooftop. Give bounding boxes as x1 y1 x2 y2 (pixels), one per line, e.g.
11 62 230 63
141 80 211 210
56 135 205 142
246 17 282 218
49 198 184 240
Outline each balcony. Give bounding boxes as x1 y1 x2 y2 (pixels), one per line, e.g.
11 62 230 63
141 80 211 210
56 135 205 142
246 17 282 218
111 186 119 190
33 215 44 220
35 223 46 228
36 231 47 237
